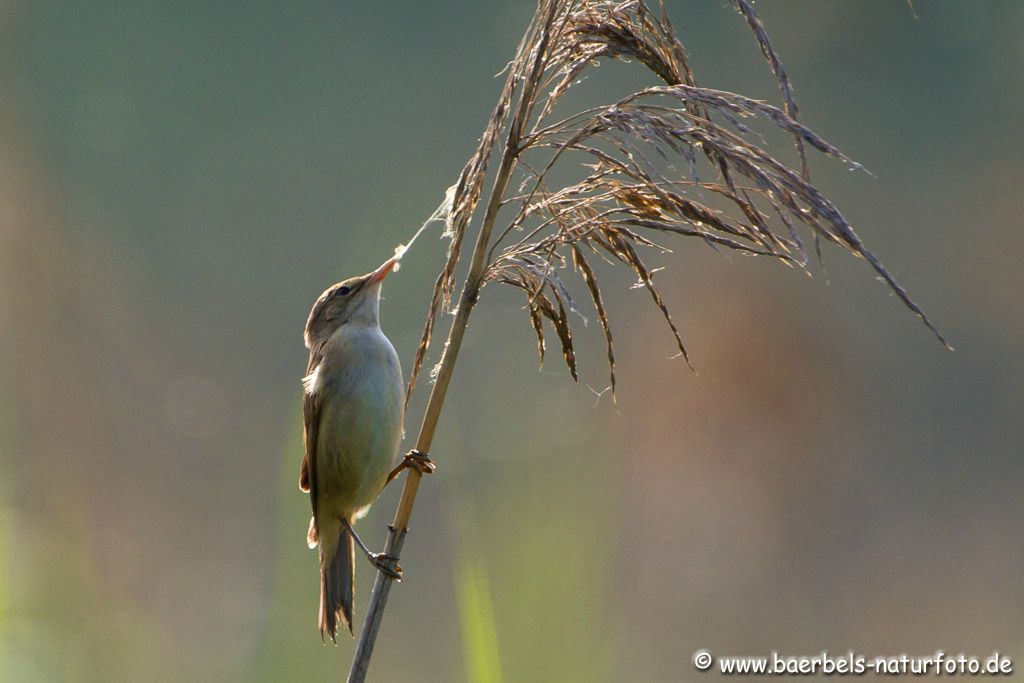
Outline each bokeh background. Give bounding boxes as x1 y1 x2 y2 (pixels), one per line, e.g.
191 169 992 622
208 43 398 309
1 1 1021 681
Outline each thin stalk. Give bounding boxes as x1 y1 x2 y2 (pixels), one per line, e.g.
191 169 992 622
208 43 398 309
347 52 539 679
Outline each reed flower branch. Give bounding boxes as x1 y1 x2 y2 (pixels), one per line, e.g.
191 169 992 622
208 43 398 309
348 1 946 679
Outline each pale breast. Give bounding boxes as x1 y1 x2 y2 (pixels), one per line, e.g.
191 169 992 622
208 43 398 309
312 325 405 518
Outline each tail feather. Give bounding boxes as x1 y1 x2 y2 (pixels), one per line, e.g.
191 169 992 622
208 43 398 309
307 516 318 549
319 522 354 641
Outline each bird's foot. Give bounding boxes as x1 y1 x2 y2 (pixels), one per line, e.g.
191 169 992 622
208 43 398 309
386 449 436 485
402 449 436 475
370 553 403 581
342 518 403 580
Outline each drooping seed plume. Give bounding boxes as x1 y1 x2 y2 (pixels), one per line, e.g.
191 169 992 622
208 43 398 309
406 0 948 404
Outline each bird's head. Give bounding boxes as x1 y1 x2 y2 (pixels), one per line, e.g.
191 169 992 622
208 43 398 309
304 256 397 349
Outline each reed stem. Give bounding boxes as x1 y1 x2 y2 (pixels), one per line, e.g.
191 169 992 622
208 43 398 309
347 59 535 682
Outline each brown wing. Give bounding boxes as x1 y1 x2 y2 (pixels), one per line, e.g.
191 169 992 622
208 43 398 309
301 345 325 537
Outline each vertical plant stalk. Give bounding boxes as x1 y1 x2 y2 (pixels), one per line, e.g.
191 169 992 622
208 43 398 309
347 158 516 683
347 11 554 679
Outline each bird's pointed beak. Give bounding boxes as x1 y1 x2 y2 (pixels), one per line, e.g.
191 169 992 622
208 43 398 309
366 256 398 285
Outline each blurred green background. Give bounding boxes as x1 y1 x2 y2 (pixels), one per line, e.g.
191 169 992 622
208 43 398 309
1 1 1021 681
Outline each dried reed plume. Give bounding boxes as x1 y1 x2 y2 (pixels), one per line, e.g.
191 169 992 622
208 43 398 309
348 1 945 679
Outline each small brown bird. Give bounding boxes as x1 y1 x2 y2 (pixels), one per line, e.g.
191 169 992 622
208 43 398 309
300 256 431 641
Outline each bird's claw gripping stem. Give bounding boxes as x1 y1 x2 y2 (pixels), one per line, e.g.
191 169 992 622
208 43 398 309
370 553 403 581
403 449 437 475
343 519 404 580
386 449 436 485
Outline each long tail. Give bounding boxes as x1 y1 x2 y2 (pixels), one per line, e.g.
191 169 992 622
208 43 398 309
318 519 354 641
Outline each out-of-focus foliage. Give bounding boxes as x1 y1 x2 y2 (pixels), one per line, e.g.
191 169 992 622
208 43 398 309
456 554 503 683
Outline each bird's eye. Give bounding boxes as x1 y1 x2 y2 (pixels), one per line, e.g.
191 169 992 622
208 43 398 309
337 286 351 296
